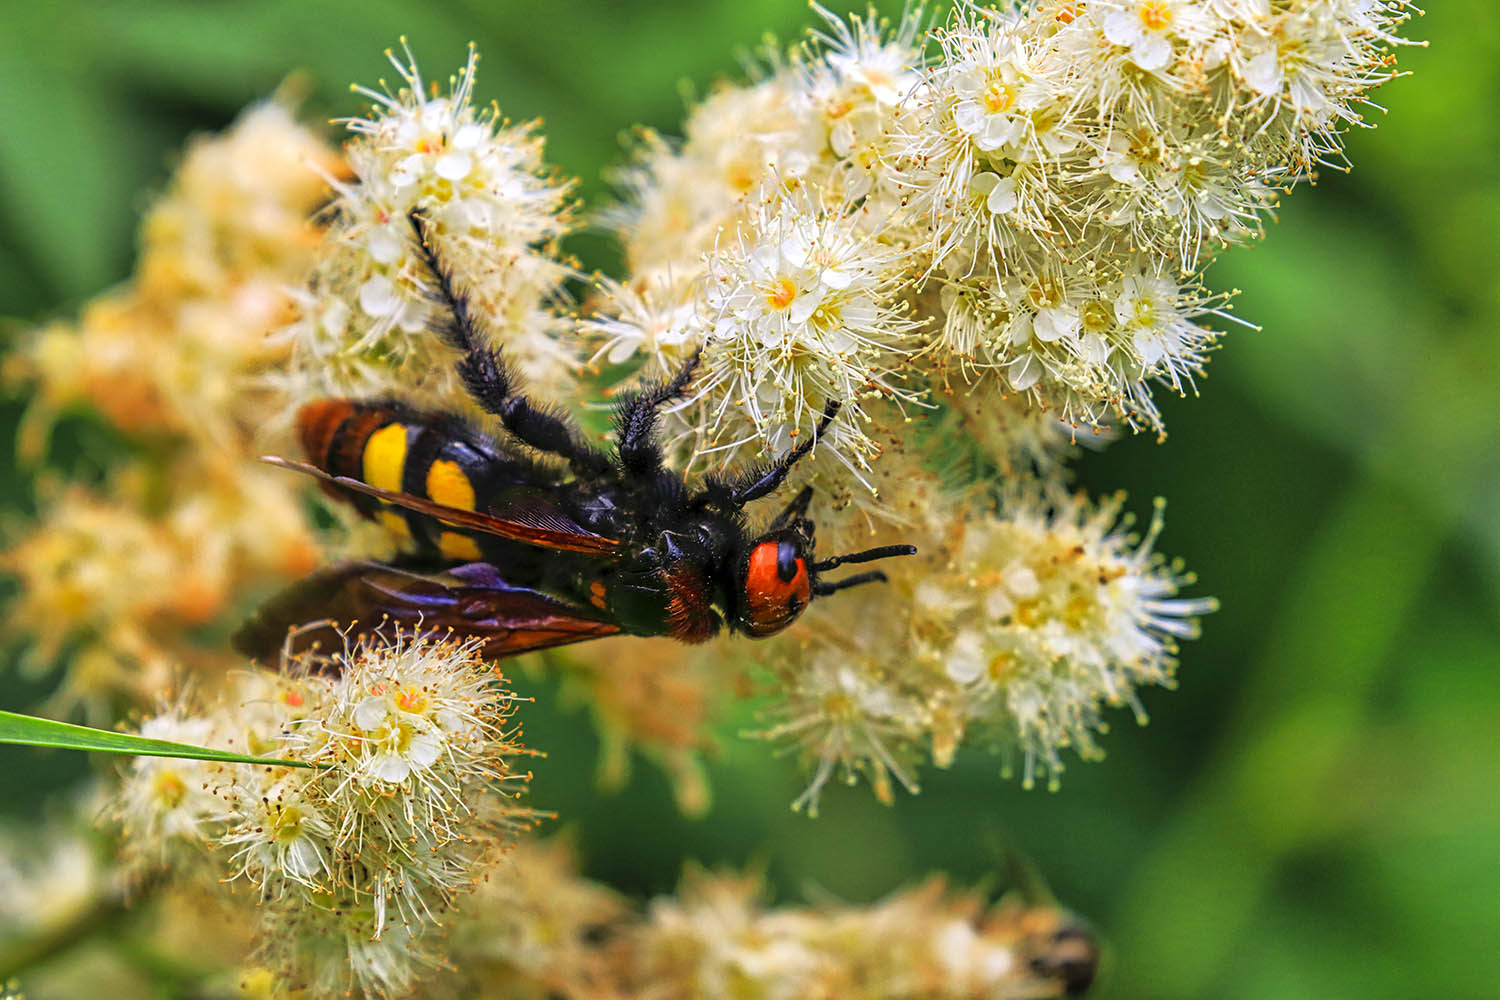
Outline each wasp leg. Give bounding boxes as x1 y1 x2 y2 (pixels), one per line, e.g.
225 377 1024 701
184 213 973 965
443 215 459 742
715 400 840 508
614 349 702 480
408 211 612 478
767 485 814 530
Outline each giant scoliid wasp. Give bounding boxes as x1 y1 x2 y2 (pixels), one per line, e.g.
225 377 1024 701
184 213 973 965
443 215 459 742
234 212 916 663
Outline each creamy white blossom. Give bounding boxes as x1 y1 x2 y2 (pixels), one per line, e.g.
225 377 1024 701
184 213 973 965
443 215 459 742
280 42 578 416
109 634 527 998
694 191 919 466
758 484 1213 808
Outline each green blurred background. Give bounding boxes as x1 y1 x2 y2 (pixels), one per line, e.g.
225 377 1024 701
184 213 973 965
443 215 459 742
1 2 1496 998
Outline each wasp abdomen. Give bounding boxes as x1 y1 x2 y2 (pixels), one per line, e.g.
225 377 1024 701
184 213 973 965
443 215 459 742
295 400 498 560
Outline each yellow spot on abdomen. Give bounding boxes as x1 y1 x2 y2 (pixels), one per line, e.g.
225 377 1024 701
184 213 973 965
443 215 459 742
589 580 608 609
427 459 480 559
363 423 409 493
364 423 412 541
426 459 477 510
439 531 482 560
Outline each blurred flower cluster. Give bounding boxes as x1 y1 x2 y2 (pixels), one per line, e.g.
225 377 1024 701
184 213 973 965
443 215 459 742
0 819 1097 1000
0 2 1415 997
2 100 339 719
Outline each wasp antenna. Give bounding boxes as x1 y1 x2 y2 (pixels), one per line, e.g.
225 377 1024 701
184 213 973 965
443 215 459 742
812 543 917 573
812 569 887 596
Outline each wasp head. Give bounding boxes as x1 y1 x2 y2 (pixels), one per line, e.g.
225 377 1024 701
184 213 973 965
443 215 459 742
730 486 917 638
734 529 816 638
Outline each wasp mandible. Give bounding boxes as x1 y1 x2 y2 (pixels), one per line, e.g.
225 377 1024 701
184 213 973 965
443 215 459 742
234 212 916 662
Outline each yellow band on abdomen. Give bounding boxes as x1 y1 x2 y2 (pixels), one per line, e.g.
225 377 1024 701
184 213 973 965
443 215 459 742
426 458 477 511
362 422 409 493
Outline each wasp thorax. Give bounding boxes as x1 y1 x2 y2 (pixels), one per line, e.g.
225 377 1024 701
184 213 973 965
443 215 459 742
738 538 812 638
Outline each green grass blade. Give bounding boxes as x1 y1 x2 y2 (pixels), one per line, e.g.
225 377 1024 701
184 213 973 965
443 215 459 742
0 710 324 769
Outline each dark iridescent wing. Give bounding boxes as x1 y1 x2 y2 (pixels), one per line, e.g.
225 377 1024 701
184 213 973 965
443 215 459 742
261 456 623 556
233 561 621 663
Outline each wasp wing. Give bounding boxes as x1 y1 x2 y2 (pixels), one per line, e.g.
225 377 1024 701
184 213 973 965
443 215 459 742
233 560 621 664
261 456 623 556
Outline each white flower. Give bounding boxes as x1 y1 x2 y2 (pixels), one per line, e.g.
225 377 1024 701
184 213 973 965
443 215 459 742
116 714 224 853
697 191 918 467
752 656 923 815
1101 1 1216 72
810 3 925 109
352 689 445 784
949 49 1035 152
1111 269 1213 385
281 42 579 413
581 271 705 368
221 776 334 891
969 171 1019 216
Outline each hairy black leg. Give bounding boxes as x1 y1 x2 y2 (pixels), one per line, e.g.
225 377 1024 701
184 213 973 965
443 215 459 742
767 486 814 531
614 349 702 480
722 401 841 507
408 211 611 477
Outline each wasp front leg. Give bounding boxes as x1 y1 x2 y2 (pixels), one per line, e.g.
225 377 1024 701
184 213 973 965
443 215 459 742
697 400 840 510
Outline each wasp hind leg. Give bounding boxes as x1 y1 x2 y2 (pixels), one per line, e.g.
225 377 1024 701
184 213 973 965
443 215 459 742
407 211 611 478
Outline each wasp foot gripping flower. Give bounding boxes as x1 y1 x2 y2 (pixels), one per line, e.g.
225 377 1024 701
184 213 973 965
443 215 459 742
280 42 579 416
756 484 1213 809
106 633 531 999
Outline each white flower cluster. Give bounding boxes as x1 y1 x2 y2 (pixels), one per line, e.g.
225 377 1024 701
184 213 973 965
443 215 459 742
584 6 929 471
756 487 1215 812
110 634 528 998
281 42 578 415
248 0 1408 810
885 0 1414 431
565 1 1409 804
593 0 1412 450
